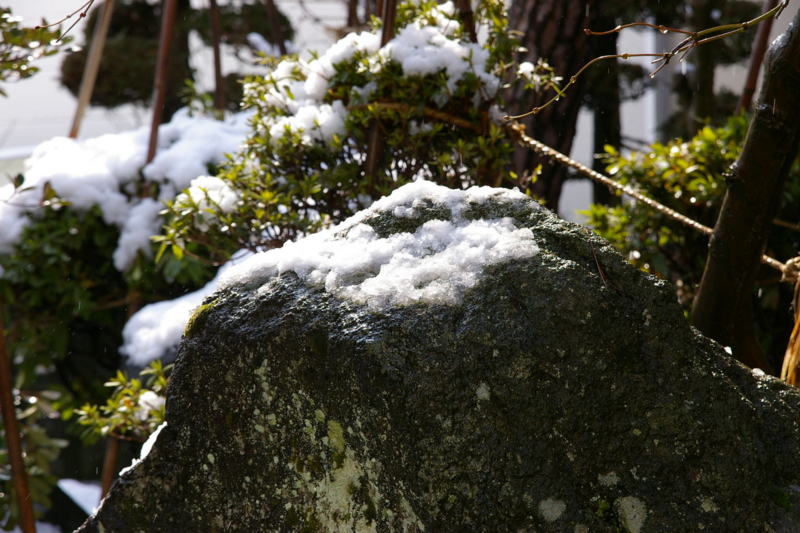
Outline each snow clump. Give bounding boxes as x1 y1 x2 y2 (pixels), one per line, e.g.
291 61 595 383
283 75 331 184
219 180 541 308
0 109 251 271
249 1 501 144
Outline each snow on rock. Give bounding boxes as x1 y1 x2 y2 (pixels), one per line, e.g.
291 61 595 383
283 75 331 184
118 421 168 477
122 182 538 364
0 109 251 268
220 181 540 308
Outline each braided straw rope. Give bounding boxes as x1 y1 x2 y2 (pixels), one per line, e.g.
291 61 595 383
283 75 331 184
504 122 791 277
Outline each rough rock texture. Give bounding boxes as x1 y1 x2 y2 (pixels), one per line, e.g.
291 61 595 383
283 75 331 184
78 184 800 532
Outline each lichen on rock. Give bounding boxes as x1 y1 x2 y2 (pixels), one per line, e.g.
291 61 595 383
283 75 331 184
78 182 800 532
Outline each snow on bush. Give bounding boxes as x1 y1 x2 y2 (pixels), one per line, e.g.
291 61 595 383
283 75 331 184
0 109 250 271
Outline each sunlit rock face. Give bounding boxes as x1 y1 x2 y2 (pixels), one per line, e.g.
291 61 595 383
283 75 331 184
78 182 800 532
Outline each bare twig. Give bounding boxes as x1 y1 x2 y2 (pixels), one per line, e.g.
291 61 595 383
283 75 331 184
507 0 790 120
583 228 623 292
774 218 800 232
35 0 95 43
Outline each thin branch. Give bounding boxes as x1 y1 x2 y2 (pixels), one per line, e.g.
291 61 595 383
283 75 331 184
507 0 790 120
347 102 484 132
774 218 800 232
0 300 36 533
35 0 95 43
586 22 696 37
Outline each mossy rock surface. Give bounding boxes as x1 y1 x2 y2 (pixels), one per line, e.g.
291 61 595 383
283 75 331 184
78 184 800 532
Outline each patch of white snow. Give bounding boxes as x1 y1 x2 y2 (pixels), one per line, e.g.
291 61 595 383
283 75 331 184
219 181 539 308
121 251 252 364
119 421 168 477
0 109 250 270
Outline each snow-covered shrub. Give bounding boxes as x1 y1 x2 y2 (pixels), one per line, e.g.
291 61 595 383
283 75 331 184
0 111 250 521
0 111 249 393
159 0 545 262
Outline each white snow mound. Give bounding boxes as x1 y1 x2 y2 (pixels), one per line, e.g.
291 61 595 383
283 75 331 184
220 181 541 308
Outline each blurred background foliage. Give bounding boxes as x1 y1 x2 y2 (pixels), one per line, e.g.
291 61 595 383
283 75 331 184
60 0 293 119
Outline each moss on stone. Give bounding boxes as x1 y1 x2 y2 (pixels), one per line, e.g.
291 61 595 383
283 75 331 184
360 199 451 238
183 298 218 338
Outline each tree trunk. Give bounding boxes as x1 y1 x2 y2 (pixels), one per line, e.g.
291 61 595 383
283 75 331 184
162 0 193 122
692 6 800 373
506 0 598 213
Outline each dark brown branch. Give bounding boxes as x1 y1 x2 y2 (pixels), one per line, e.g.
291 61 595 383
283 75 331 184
265 0 288 56
0 301 36 533
455 0 478 42
364 0 397 184
146 0 179 166
737 0 779 113
100 436 119 496
209 0 225 115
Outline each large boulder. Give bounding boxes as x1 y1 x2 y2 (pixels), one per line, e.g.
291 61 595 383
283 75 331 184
78 182 800 532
